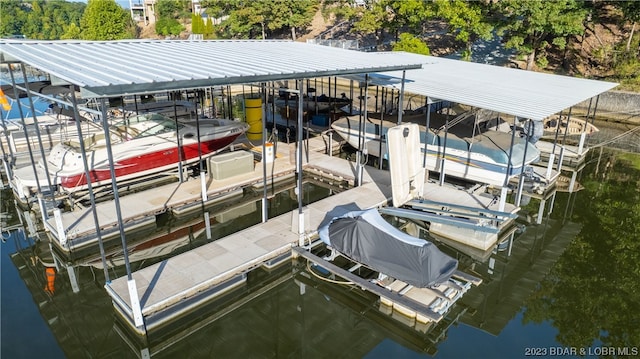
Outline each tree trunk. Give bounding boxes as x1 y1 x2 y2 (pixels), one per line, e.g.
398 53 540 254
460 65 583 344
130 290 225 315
261 22 265 40
526 48 536 70
627 22 636 52
291 26 297 41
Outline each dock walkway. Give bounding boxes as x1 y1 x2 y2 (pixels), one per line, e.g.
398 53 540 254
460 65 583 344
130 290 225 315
44 146 297 252
536 140 588 168
104 144 522 334
105 151 394 333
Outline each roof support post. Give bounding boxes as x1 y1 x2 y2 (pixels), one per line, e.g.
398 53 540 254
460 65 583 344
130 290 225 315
99 98 145 331
515 120 533 207
20 63 56 195
377 86 386 170
69 91 110 282
296 78 305 246
172 92 184 183
423 97 432 169
6 66 42 202
502 115 517 188
397 70 406 125
10 64 58 208
355 74 369 187
438 116 449 187
261 82 268 224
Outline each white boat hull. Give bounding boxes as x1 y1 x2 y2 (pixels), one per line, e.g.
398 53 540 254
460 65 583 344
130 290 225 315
332 116 540 187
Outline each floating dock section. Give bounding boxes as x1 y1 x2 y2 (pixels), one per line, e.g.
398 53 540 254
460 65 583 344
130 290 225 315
105 144 395 334
105 145 510 335
43 148 296 254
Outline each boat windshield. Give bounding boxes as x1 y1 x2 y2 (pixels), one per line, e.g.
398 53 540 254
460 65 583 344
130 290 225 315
116 113 184 138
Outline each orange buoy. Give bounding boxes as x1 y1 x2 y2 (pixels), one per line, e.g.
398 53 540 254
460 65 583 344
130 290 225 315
0 88 10 111
44 267 56 295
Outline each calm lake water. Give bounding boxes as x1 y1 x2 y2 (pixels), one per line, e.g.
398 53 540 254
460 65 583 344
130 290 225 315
1 146 639 359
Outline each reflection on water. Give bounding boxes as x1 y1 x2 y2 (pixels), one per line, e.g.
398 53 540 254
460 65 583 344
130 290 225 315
1 148 639 358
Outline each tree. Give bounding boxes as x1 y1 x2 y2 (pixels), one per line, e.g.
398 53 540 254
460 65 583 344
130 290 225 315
191 14 205 35
393 32 430 55
494 0 587 70
80 0 135 40
384 0 434 42
205 17 214 38
609 1 640 52
0 2 28 37
0 1 85 40
215 0 316 40
351 1 390 47
222 1 268 39
61 22 82 40
156 0 189 19
267 0 317 41
434 0 492 61
155 18 184 37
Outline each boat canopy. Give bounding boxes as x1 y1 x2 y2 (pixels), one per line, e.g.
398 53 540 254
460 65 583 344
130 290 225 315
318 208 458 287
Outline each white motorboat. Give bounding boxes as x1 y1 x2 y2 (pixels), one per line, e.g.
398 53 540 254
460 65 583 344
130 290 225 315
331 113 540 186
12 113 248 200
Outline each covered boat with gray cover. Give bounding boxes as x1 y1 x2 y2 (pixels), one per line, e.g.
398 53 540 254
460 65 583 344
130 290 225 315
318 208 458 287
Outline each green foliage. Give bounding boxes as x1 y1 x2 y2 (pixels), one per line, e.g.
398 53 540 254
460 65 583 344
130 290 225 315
352 4 386 35
321 0 356 21
495 0 587 70
267 0 317 40
206 17 214 34
608 1 640 23
80 0 135 40
612 37 640 90
392 32 430 55
434 0 492 60
0 2 27 37
221 1 267 39
191 14 205 34
216 0 316 40
1 0 85 40
385 0 434 36
60 22 82 40
156 0 187 20
351 0 433 44
155 18 184 37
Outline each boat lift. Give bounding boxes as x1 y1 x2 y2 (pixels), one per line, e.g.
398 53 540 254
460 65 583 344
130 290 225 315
382 122 518 249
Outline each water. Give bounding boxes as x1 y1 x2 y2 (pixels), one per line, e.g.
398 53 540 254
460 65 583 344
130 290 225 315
0 70 52 122
2 148 640 358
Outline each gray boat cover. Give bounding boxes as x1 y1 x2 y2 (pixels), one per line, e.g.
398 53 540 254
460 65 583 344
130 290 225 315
318 208 458 287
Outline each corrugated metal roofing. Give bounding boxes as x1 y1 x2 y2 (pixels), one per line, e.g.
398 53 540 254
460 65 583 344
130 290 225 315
363 53 619 121
0 39 423 98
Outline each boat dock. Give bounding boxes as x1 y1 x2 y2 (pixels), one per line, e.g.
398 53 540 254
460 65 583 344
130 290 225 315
103 137 510 334
536 140 589 169
105 150 394 334
43 143 298 252
0 39 617 343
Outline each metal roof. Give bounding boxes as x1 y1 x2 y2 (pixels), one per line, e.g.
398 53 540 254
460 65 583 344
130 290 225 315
361 53 619 121
0 39 423 98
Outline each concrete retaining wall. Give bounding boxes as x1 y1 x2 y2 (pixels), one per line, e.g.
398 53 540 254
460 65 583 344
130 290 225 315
574 90 640 124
